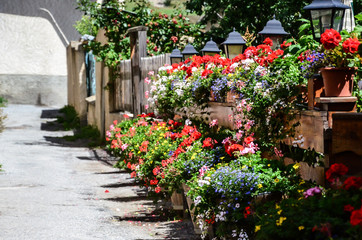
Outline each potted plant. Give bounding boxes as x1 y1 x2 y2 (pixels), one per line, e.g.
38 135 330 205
318 29 361 97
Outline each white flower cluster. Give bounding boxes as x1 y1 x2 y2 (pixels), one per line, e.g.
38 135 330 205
194 195 202 206
198 176 211 187
292 134 305 147
215 210 227 222
241 58 254 70
231 229 249 240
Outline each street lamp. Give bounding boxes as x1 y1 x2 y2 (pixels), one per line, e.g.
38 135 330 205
201 38 221 56
222 28 246 59
181 44 199 60
169 48 183 64
258 16 289 49
303 0 351 41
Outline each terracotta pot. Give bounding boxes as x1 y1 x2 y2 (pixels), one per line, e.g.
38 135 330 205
320 67 357 97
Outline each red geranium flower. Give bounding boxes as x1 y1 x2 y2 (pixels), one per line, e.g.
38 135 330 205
225 143 244 156
155 186 161 193
342 38 360 54
201 69 213 78
263 37 273 46
350 207 362 227
325 163 348 182
343 176 362 190
244 206 252 218
202 137 218 149
281 40 292 49
244 135 254 145
320 29 341 50
344 204 355 212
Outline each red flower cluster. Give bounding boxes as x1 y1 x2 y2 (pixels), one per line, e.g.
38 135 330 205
263 37 273 46
281 40 292 49
343 176 362 190
225 141 244 156
139 141 149 152
202 137 218 149
244 206 252 218
342 38 360 54
350 207 362 227
325 163 348 182
320 29 341 50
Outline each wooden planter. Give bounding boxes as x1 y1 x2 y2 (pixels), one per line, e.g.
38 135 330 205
170 190 184 211
182 183 202 235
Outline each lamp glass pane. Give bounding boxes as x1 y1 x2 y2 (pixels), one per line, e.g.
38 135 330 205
203 52 218 56
333 9 344 32
227 45 244 59
311 9 333 38
183 54 194 60
171 57 182 65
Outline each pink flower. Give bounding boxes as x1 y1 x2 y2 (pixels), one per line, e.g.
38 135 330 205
171 36 178 43
199 165 209 177
145 104 149 110
145 91 149 99
121 144 128 151
209 119 218 127
106 131 112 138
148 71 154 76
145 77 151 84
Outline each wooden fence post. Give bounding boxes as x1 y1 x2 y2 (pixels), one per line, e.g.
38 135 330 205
127 26 148 116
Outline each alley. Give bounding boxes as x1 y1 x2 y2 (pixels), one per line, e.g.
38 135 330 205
0 105 196 240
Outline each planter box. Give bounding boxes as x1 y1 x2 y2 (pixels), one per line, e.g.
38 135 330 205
170 190 184 211
182 183 202 235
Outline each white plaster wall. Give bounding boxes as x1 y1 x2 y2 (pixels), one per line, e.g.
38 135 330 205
0 0 83 106
0 13 66 75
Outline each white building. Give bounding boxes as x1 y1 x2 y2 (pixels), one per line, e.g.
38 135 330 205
0 0 83 106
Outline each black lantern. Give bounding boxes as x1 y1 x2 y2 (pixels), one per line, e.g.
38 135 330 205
222 28 246 59
258 16 289 49
170 48 183 64
303 0 350 41
181 44 199 60
201 38 221 56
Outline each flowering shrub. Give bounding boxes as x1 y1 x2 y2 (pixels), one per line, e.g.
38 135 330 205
186 152 304 238
147 42 305 152
75 0 202 68
254 163 362 240
319 29 361 68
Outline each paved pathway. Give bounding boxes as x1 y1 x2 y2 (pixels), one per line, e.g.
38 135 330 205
0 105 197 240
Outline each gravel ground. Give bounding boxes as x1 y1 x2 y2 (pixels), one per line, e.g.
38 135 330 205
0 104 199 240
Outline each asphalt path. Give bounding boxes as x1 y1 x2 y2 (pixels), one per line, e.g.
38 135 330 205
0 105 198 240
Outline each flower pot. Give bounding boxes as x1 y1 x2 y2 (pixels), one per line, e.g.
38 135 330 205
320 67 356 97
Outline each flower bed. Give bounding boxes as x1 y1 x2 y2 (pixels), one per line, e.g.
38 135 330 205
106 34 362 239
106 114 362 239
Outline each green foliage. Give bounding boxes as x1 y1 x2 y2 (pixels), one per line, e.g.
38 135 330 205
75 0 203 68
57 105 102 146
255 180 362 239
63 125 102 147
74 15 99 36
184 0 311 44
57 105 80 130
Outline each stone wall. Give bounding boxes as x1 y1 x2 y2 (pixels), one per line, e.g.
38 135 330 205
0 0 83 106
